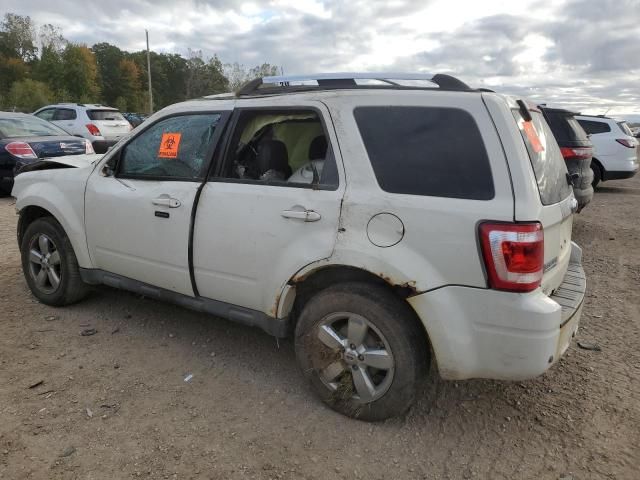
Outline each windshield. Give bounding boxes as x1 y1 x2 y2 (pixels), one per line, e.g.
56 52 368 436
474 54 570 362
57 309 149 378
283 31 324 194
87 110 126 121
0 116 69 138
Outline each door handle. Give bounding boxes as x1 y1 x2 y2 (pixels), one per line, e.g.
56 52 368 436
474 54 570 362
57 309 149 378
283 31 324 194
281 209 321 222
152 196 181 208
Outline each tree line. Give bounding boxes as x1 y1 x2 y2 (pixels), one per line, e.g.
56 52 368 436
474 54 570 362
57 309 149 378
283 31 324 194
0 13 279 113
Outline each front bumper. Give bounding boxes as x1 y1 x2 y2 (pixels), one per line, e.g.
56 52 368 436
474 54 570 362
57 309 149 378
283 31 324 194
408 242 586 381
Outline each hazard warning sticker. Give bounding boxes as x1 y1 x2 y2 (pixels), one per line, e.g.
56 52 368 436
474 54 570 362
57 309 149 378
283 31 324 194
158 132 182 159
522 121 544 153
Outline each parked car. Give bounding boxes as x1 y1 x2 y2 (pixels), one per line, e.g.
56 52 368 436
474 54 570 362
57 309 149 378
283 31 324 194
12 73 585 421
33 103 131 154
575 115 639 187
0 112 94 195
539 106 593 211
122 112 148 128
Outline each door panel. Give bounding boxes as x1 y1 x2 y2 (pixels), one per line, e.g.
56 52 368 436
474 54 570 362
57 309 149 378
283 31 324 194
84 111 228 296
192 103 345 314
85 178 199 295
193 182 343 313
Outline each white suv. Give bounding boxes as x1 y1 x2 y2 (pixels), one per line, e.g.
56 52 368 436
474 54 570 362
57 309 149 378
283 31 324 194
575 115 639 186
12 73 586 421
33 103 132 153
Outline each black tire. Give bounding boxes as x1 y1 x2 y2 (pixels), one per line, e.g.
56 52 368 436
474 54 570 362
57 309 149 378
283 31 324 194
20 216 89 306
295 282 428 421
591 161 602 188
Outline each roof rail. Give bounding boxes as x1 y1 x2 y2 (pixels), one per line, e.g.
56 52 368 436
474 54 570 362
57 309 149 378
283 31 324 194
236 72 472 96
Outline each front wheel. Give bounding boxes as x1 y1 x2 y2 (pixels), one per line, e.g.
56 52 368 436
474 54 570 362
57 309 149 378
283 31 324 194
20 217 89 306
295 282 428 421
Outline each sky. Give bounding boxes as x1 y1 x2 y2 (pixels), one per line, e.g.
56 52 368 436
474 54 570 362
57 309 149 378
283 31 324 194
3 0 640 121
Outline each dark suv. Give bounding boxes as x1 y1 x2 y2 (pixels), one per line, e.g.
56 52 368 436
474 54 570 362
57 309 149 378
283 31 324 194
539 106 594 211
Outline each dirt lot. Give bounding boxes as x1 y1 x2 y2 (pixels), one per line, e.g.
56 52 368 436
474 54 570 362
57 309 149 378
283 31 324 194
1 176 639 480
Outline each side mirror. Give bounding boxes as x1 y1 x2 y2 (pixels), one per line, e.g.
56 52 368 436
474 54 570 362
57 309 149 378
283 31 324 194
100 164 115 177
100 154 118 177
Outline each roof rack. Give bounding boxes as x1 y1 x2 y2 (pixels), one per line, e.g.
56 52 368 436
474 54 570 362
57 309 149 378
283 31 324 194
236 72 472 96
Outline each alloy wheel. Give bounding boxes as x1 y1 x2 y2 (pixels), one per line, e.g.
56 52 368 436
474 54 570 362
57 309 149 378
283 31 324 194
313 312 395 403
28 234 62 294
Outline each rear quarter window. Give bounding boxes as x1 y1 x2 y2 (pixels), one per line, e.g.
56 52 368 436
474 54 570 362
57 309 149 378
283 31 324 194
577 119 611 135
513 109 572 205
353 106 494 200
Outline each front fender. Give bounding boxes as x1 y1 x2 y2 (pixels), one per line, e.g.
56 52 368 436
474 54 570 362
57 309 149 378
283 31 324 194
14 168 94 268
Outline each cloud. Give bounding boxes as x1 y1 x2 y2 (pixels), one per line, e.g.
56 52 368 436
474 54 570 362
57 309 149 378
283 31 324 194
2 0 639 114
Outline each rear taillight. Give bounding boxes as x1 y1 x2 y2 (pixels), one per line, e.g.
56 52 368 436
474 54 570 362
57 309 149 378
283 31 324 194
615 138 635 148
86 123 101 136
560 147 592 159
84 139 95 154
479 222 544 293
5 142 37 159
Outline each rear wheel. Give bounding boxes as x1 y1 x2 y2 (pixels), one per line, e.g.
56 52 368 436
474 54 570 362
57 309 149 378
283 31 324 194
591 161 602 188
20 217 89 306
295 282 428 421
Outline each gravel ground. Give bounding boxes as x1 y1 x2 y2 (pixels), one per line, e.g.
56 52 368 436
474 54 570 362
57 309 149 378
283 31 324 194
1 175 639 479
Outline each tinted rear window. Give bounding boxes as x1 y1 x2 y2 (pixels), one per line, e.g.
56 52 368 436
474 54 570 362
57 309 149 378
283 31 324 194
543 111 589 143
87 110 125 121
577 119 611 134
513 109 572 205
353 106 494 200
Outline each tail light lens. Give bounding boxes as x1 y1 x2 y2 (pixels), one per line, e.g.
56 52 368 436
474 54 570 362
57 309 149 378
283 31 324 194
560 147 592 159
5 142 37 159
479 222 544 292
86 123 101 136
615 138 635 148
84 139 95 154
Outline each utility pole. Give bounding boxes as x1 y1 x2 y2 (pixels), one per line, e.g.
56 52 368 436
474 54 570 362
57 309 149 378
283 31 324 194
146 29 153 115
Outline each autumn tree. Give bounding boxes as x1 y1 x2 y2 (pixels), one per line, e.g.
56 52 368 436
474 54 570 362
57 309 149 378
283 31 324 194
62 43 100 102
119 58 143 111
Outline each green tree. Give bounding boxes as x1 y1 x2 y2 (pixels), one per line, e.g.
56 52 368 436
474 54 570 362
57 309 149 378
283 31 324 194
34 45 64 93
185 50 228 99
61 43 100 101
92 42 124 106
6 78 52 112
0 13 37 62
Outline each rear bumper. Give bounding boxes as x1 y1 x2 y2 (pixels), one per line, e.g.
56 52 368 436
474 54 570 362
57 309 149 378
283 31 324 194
91 139 118 154
603 168 638 181
408 242 586 381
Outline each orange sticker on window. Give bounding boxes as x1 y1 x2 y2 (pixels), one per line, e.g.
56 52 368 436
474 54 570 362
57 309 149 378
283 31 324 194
523 121 544 153
158 132 182 158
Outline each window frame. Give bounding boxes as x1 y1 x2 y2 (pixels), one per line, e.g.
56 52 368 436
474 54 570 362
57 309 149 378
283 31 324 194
209 106 340 191
111 110 231 183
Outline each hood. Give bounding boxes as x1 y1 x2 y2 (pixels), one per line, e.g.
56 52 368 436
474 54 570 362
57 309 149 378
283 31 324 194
17 153 103 173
